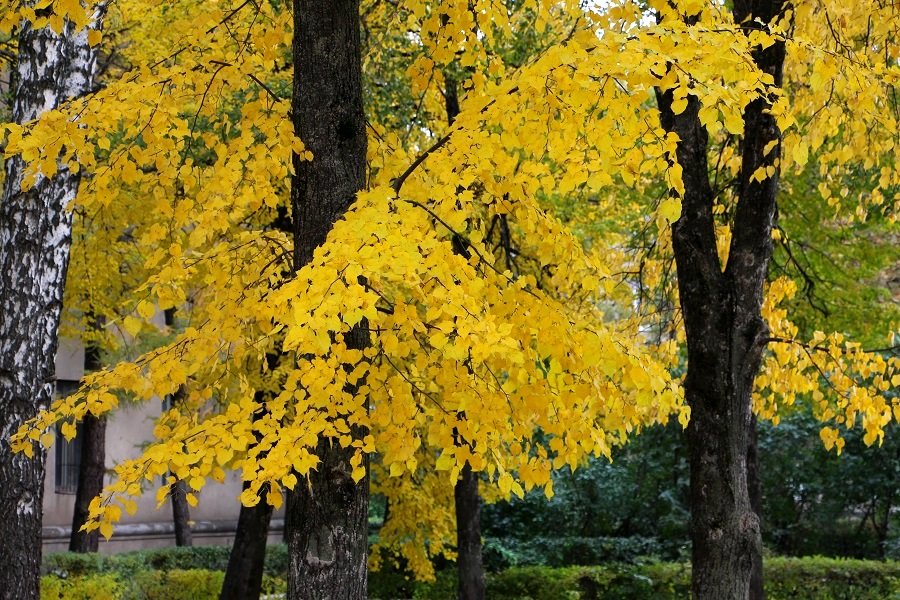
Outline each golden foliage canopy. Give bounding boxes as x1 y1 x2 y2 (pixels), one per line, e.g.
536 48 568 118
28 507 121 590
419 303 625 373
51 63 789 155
3 0 898 574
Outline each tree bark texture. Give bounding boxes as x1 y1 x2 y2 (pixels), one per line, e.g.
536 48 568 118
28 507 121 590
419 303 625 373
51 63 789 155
747 415 764 600
444 73 486 600
0 11 100 599
164 309 193 548
455 464 485 600
169 478 193 546
222 392 273 600
69 331 106 553
286 3 369 598
220 485 274 600
655 1 786 597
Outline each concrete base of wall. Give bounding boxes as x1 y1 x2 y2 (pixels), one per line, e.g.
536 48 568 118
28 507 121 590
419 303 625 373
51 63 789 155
42 518 286 554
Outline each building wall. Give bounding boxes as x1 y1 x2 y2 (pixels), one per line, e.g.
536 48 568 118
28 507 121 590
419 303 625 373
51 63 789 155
43 337 282 553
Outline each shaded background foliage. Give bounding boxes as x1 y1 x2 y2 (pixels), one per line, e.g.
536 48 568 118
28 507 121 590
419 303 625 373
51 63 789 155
477 412 900 570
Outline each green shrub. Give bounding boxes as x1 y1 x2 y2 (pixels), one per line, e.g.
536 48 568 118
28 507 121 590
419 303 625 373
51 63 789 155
383 559 900 600
42 552 900 600
127 569 225 600
487 566 582 600
43 544 289 580
41 574 122 600
41 569 287 600
410 571 457 599
369 564 418 599
486 536 666 568
43 553 106 577
264 543 289 577
765 557 900 600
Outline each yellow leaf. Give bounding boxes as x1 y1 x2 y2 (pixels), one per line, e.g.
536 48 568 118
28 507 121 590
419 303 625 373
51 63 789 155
670 97 688 115
137 300 156 320
435 451 454 471
107 505 122 522
723 111 743 135
269 488 283 509
658 198 682 224
40 431 55 448
122 498 138 516
123 316 142 337
792 140 808 167
351 466 366 483
240 487 260 507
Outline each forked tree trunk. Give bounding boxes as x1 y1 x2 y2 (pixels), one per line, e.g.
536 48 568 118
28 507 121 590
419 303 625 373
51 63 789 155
655 1 786 597
444 74 486 600
0 10 100 599
69 329 106 553
285 1 369 598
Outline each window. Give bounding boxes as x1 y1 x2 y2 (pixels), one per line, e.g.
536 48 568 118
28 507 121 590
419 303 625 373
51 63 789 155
54 380 82 494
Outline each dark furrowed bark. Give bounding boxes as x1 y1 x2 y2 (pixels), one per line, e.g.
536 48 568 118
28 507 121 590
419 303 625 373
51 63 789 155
654 1 787 596
727 5 787 598
748 415 764 600
286 2 369 598
659 89 760 600
0 10 101 599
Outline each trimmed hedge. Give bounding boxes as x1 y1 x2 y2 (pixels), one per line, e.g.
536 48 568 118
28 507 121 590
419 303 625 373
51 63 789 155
41 551 900 599
43 544 288 579
764 557 900 600
41 573 122 600
41 569 285 600
375 557 900 599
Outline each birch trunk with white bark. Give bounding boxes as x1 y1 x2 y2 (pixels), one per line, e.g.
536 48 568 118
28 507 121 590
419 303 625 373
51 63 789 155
0 8 101 598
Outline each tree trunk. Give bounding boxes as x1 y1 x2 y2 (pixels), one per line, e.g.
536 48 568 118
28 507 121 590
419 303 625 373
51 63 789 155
220 485 274 600
455 464 485 600
655 2 786 597
747 416 765 600
444 73 486 600
0 11 100 599
170 478 193 547
222 392 273 599
68 413 106 553
164 309 193 547
69 330 106 553
286 1 369 598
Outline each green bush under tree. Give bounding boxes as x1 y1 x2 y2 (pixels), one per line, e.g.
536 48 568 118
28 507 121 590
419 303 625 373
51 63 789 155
41 556 900 599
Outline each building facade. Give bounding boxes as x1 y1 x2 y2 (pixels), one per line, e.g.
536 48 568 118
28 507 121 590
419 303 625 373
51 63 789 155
44 337 283 553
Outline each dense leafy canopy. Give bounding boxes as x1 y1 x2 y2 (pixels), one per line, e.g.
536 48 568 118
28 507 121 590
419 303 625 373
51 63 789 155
2 0 898 580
